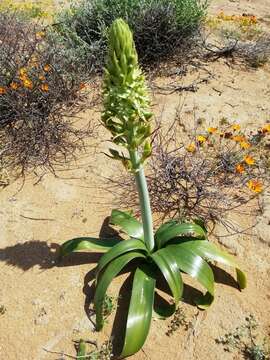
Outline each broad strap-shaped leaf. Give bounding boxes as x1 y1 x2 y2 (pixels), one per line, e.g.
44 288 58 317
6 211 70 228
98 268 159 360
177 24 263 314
110 209 144 241
94 251 146 331
173 240 247 289
59 237 121 258
151 248 183 306
166 245 215 308
155 221 206 249
96 238 148 277
121 265 155 358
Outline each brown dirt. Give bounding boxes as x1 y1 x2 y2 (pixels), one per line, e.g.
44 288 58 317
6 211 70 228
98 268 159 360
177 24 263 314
0 1 270 359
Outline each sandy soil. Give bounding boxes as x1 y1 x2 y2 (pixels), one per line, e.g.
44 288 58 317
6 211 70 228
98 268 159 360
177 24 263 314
0 1 270 359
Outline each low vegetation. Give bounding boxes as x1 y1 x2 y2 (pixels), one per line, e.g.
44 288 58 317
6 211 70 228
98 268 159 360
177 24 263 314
112 117 270 235
0 11 91 175
57 0 208 66
216 315 270 360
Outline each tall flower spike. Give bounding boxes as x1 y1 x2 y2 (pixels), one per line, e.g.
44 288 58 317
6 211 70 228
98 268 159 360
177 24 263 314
102 19 152 170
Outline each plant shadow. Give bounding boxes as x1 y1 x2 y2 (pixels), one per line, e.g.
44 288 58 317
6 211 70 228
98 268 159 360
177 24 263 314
0 216 120 271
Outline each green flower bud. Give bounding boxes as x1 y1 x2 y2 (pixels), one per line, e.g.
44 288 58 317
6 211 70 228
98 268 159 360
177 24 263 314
102 18 152 163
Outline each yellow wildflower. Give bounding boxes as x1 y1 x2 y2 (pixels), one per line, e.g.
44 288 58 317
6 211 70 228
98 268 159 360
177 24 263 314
0 86 7 94
19 68 27 76
231 124 241 131
40 83 49 92
23 79 33 89
186 143 196 153
196 135 206 144
19 68 28 81
235 164 245 174
36 31 45 40
262 124 270 133
240 141 251 149
247 180 262 193
207 127 218 134
244 155 255 165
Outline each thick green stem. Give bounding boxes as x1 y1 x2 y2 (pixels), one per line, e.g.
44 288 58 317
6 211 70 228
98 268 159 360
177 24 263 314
129 151 155 252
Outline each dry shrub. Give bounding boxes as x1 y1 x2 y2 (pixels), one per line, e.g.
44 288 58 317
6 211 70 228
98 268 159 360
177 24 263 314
0 12 93 176
109 116 270 235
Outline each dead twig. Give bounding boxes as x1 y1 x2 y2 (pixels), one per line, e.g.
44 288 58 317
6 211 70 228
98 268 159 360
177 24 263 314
20 214 55 221
42 347 88 359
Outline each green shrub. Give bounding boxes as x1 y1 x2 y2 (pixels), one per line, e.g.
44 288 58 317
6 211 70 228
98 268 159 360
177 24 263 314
57 0 208 66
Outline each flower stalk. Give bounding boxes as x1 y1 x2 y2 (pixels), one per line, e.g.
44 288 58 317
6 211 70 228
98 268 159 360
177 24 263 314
129 150 155 251
102 18 154 251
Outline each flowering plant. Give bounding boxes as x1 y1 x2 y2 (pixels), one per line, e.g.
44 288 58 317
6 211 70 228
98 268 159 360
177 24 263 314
60 19 246 358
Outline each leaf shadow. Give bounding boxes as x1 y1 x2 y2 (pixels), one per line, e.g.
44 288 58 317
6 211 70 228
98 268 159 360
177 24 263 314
0 240 58 270
0 216 120 271
211 264 239 290
111 274 133 358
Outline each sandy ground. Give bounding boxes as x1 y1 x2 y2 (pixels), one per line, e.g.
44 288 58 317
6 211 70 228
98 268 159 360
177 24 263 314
0 1 270 359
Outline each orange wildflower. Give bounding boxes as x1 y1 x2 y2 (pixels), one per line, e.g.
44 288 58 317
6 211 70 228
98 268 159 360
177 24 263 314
43 64 51 72
39 75 45 81
19 74 27 81
247 180 262 193
0 86 7 94
79 83 86 90
207 127 218 134
23 79 33 89
231 124 241 131
244 155 255 165
40 83 49 92
240 141 251 149
235 164 245 174
40 83 49 91
196 135 206 144
186 143 196 153
233 135 246 142
10 82 19 90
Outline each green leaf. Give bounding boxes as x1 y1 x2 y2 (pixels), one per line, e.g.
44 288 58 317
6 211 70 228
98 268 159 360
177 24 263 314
59 237 121 258
155 221 206 249
151 248 183 306
110 209 144 241
94 251 146 331
166 245 215 308
121 265 155 358
195 292 214 309
174 240 247 289
153 302 176 319
193 218 207 233
96 238 148 277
